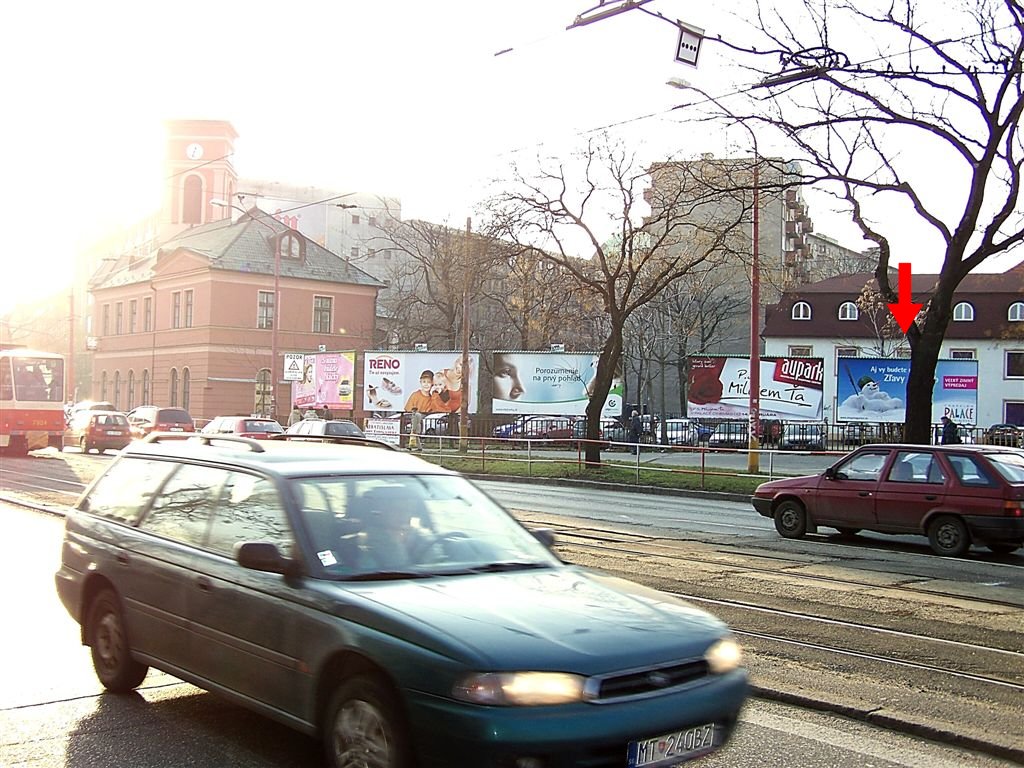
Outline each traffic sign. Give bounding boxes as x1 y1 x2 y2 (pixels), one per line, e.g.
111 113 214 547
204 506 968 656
284 353 305 381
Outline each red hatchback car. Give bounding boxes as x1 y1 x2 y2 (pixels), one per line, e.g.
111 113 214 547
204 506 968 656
751 444 1024 557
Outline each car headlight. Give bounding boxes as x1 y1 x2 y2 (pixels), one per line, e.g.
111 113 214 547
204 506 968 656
453 672 586 706
705 636 743 674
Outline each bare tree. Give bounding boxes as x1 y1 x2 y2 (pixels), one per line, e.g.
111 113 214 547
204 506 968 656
697 0 1024 442
487 139 748 464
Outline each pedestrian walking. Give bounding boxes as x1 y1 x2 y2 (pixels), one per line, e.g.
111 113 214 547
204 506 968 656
940 415 962 444
628 409 643 455
287 406 302 427
409 407 424 451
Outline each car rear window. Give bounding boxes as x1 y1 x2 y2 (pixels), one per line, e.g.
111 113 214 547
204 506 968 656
986 452 1024 483
79 457 177 524
243 420 283 433
158 409 193 424
93 414 129 427
326 422 363 437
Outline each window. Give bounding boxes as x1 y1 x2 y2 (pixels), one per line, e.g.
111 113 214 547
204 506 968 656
258 291 275 330
887 451 945 484
1007 351 1024 379
205 473 292 558
184 290 193 328
100 371 108 401
142 369 150 404
144 296 152 332
788 345 812 357
950 349 976 360
169 368 179 406
369 215 377 227
314 296 333 333
838 301 859 321
383 249 391 259
127 370 135 411
1009 301 1024 322
791 301 812 320
101 305 110 336
278 233 301 261
113 371 121 410
129 300 137 333
183 175 203 224
142 464 227 545
172 291 181 329
80 457 176 524
350 246 359 259
0 360 11 400
351 214 360 225
182 368 191 411
952 301 974 321
836 347 859 358
835 450 888 481
115 303 123 335
947 454 997 488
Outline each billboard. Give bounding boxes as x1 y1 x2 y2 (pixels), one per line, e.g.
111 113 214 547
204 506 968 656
836 358 979 424
363 351 480 414
291 352 356 410
687 356 825 421
490 352 623 418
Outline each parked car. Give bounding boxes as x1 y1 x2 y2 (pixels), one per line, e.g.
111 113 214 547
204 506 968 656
707 421 748 449
202 415 284 439
56 434 748 767
751 444 1024 557
126 406 195 439
778 423 826 451
287 418 365 438
421 412 471 435
985 423 1023 447
63 410 131 454
571 418 611 450
66 400 117 426
843 423 878 446
492 415 576 441
664 418 704 446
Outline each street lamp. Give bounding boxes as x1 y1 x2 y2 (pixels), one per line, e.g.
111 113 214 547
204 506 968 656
667 80 763 472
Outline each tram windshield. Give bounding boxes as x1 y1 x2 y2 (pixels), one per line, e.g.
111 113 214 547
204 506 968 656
4 356 65 403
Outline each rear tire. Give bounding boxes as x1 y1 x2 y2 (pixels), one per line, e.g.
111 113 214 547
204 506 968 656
86 589 148 692
774 501 807 539
324 675 411 768
927 515 970 557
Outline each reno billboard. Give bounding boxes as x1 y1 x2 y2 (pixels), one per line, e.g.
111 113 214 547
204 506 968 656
687 356 825 421
362 351 480 414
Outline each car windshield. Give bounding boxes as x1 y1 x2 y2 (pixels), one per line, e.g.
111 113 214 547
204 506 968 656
293 473 560 579
325 422 363 437
986 452 1024 483
159 409 192 423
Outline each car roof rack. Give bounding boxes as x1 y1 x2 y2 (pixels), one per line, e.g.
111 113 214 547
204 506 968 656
268 433 398 451
142 432 266 452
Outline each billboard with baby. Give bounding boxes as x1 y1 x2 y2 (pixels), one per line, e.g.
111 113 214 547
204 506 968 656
836 358 978 424
362 351 480 414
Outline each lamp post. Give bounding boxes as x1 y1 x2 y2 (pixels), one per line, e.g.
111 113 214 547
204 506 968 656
667 80 762 472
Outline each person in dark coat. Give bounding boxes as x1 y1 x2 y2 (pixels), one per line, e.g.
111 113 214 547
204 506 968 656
628 410 643 455
940 416 961 444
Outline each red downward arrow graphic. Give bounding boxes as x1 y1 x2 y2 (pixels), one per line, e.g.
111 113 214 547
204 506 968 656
887 262 923 333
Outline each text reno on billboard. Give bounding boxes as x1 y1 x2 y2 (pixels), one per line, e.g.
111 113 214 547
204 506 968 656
774 359 824 389
369 358 401 370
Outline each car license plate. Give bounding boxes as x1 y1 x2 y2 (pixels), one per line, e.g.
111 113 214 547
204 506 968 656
106 430 123 436
169 427 183 432
627 723 717 767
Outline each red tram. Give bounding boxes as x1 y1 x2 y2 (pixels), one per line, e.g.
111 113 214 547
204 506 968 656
0 347 66 454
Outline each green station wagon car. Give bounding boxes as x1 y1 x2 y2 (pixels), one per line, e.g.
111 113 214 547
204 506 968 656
56 434 747 768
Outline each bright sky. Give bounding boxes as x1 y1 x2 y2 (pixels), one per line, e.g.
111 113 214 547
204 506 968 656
3 0 1020 316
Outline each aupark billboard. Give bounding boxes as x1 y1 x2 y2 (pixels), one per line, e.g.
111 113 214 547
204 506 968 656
836 358 979 424
362 351 480 414
490 352 623 418
687 356 825 421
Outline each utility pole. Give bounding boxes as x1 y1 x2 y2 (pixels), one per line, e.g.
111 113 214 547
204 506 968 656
460 217 472 450
68 288 75 403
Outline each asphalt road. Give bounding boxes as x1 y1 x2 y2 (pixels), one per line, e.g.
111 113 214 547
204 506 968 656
2 502 1016 768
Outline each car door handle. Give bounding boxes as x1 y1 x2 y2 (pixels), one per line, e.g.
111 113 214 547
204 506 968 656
858 491 872 497
195 577 212 593
924 495 938 501
116 553 130 566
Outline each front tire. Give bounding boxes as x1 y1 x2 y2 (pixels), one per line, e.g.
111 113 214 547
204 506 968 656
774 501 807 539
86 589 148 692
927 515 971 557
324 675 411 768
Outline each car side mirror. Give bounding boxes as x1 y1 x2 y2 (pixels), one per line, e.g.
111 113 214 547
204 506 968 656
235 541 298 576
532 528 556 548
823 467 836 480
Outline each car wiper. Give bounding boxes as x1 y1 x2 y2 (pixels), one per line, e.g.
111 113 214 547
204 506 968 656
464 561 552 574
344 570 434 581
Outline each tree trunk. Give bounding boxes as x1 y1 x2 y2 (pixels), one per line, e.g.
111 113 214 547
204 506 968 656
584 329 624 465
904 291 954 444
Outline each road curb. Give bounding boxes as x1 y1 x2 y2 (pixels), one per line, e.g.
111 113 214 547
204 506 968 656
464 471 749 504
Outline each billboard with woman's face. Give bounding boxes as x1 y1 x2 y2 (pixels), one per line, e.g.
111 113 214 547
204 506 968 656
491 352 622 417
